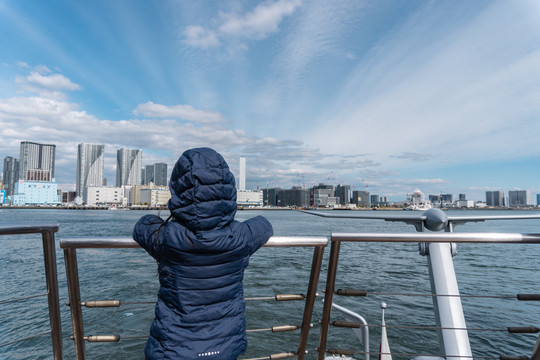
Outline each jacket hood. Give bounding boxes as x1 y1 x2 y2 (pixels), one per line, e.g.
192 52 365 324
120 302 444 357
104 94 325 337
168 147 237 232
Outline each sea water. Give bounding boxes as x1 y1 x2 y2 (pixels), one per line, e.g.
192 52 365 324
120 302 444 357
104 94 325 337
0 209 539 359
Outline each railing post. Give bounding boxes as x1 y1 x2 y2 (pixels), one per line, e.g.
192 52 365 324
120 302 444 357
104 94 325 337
426 242 472 359
64 248 86 360
42 230 64 360
318 238 341 360
297 244 325 360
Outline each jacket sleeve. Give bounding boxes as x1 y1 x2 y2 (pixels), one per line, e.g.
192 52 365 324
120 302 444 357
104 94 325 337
133 214 165 259
244 215 273 255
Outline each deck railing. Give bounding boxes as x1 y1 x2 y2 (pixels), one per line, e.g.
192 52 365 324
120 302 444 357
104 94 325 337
2 225 540 360
318 232 540 360
60 236 328 360
0 223 63 360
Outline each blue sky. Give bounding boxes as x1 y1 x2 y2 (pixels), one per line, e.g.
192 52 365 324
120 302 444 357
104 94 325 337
1 0 539 201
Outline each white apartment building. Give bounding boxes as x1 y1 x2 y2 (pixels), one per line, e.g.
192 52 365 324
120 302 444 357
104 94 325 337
237 190 263 207
86 186 124 206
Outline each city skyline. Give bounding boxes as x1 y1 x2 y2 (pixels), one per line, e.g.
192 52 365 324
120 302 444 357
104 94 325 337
2 140 538 204
1 1 540 200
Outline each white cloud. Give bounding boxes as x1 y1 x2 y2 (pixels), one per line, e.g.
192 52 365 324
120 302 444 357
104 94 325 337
183 25 220 49
133 101 225 124
218 0 301 39
16 71 81 91
182 0 301 48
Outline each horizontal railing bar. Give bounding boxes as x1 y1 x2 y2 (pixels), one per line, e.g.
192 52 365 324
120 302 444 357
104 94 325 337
60 236 328 249
0 222 59 235
365 323 508 332
334 289 517 299
0 330 52 348
328 350 500 360
0 292 48 305
332 232 540 244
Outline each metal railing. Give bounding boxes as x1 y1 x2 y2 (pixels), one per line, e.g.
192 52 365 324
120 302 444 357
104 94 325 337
60 236 328 360
317 232 540 360
0 223 63 360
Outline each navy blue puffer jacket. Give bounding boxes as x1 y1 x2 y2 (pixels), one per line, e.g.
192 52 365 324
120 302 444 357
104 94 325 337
133 147 273 360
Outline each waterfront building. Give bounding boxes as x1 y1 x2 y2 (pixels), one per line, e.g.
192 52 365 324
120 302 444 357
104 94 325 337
335 185 351 205
140 187 170 207
370 194 379 205
508 190 530 207
86 186 124 206
0 189 5 204
3 156 19 197
143 163 168 186
429 195 440 204
440 194 453 203
76 143 105 201
116 148 142 187
486 191 505 207
237 190 264 207
537 194 540 206
455 200 475 208
353 190 370 207
62 191 77 204
313 184 334 207
19 141 55 181
12 180 60 205
262 188 280 206
459 194 467 201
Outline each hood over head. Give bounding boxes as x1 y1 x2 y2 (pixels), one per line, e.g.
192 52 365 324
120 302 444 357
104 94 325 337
168 147 237 232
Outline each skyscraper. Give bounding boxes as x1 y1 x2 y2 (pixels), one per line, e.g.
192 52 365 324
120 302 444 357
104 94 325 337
116 148 142 187
239 157 246 191
3 156 19 197
144 165 154 185
508 190 530 207
76 143 105 200
142 163 168 186
486 191 505 207
154 163 167 186
19 141 56 181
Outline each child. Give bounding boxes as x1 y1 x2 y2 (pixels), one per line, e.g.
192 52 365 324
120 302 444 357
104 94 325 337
133 147 273 360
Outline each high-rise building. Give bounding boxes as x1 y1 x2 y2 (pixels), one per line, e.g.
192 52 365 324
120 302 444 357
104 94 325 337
508 190 530 207
239 157 246 191
335 185 351 205
142 163 168 186
116 148 142 187
154 163 167 186
3 156 19 197
76 143 105 201
486 191 505 207
143 165 154 185
352 190 370 207
19 141 56 181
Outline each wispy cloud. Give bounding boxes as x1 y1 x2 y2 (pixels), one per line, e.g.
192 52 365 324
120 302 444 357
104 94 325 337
133 102 225 124
391 152 436 162
218 0 301 39
183 25 220 49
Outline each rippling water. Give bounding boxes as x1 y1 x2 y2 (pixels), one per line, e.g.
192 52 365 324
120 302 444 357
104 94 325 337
1 208 539 359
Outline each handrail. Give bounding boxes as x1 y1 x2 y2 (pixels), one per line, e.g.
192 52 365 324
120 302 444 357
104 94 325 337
331 232 540 243
0 222 63 360
318 231 540 360
60 236 328 248
60 235 327 360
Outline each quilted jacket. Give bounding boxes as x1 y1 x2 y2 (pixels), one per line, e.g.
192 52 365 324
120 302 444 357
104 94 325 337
133 147 273 360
